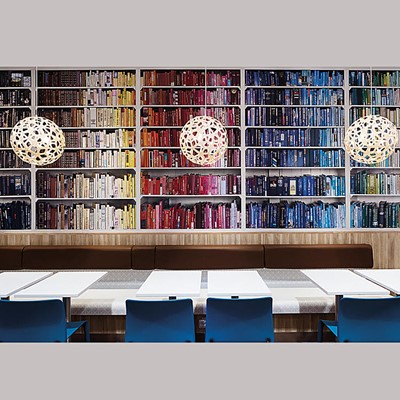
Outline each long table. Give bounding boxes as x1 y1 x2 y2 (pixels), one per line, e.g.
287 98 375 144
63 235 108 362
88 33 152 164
354 269 400 295
0 272 53 299
207 270 271 297
301 269 390 317
14 271 107 321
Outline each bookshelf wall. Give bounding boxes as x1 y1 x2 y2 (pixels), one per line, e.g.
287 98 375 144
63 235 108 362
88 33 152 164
1 67 400 231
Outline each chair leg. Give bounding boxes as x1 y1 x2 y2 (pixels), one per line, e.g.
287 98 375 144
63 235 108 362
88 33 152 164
83 320 90 342
317 320 324 342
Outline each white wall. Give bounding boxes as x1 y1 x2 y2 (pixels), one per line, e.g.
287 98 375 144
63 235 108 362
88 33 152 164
3 0 400 67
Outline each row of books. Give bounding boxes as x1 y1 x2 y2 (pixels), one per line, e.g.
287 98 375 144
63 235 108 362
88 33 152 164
141 128 241 148
0 131 11 148
37 172 135 199
38 71 136 88
350 88 400 106
0 201 31 229
246 201 346 229
0 150 29 168
38 89 136 107
246 175 345 197
350 150 400 168
245 70 344 87
245 88 344 106
63 129 135 148
37 202 135 230
141 70 241 87
245 149 345 168
141 173 241 196
141 149 241 168
349 107 400 126
351 171 400 195
246 107 344 127
42 149 136 169
140 107 240 127
0 90 31 106
0 174 30 195
140 88 240 106
351 201 400 228
38 108 136 128
349 71 399 87
140 200 241 229
0 72 31 88
245 128 343 147
0 109 31 128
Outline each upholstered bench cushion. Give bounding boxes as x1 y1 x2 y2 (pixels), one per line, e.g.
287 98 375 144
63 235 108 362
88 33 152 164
154 245 265 269
264 244 374 269
0 246 24 270
131 246 155 269
22 246 132 269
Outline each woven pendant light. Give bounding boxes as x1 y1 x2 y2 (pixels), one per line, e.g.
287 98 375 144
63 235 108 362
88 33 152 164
179 116 227 166
10 116 65 166
344 114 398 164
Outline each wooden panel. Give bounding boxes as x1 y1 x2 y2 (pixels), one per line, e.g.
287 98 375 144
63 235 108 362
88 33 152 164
1 231 399 268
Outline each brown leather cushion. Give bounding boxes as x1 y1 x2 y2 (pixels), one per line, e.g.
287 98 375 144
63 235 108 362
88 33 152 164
132 246 155 269
22 246 132 269
264 244 373 269
0 246 24 270
155 245 264 269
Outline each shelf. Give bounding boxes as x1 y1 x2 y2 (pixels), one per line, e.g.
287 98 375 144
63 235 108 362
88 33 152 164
38 86 136 89
0 168 31 171
0 195 31 198
140 104 240 107
245 167 345 170
351 194 400 197
140 85 241 89
36 197 136 201
141 167 241 170
142 125 239 129
246 196 345 199
141 194 241 198
245 104 344 108
54 126 136 130
141 146 241 150
36 167 136 171
245 126 344 129
0 105 32 108
63 147 136 150
0 87 32 90
244 85 343 89
244 146 343 149
38 105 136 108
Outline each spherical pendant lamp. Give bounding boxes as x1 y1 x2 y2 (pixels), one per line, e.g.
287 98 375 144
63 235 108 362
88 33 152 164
10 116 65 166
179 116 227 166
344 114 398 164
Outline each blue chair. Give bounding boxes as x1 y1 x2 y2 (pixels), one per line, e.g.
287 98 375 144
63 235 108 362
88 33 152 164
125 299 195 342
205 297 274 342
318 297 400 342
0 299 90 342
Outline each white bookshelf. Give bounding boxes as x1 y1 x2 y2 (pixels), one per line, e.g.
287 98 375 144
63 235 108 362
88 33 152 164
0 66 400 231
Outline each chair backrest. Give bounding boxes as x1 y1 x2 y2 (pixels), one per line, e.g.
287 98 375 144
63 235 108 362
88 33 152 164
338 297 400 342
0 299 67 342
125 299 195 342
205 297 274 342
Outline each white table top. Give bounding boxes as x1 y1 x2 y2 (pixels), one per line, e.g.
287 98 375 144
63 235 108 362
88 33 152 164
0 272 53 298
207 270 271 297
301 269 390 296
136 270 202 298
354 269 400 295
14 271 107 298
